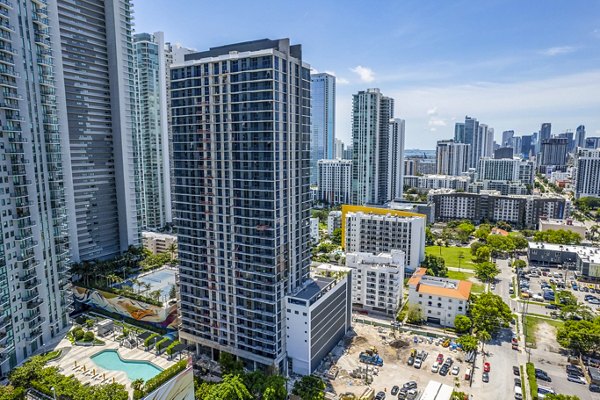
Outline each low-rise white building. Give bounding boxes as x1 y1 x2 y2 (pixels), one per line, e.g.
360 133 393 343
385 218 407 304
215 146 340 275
407 268 472 327
327 210 342 236
310 217 320 243
346 251 405 316
285 265 352 375
538 217 587 238
527 242 600 280
142 231 177 254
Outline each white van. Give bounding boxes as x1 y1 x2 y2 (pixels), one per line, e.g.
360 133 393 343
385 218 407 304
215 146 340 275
514 385 522 399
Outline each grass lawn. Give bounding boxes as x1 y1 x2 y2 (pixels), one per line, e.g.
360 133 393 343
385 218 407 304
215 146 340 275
524 315 563 348
426 246 476 270
471 283 485 293
526 362 537 400
447 270 473 281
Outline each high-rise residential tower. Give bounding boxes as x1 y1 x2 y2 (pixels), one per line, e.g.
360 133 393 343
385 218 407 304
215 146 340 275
172 39 311 371
539 137 568 171
387 118 405 201
575 125 586 150
455 116 481 168
310 73 335 184
537 122 552 154
57 0 140 261
351 89 394 205
0 0 72 374
574 148 600 199
133 32 171 230
436 140 470 176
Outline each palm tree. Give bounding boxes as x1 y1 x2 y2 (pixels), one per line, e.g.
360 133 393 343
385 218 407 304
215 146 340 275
143 282 152 295
476 330 491 355
167 243 177 261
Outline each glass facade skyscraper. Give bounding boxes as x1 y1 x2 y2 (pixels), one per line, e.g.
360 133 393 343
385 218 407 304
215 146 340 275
310 73 335 185
57 0 140 261
171 39 311 370
134 32 171 230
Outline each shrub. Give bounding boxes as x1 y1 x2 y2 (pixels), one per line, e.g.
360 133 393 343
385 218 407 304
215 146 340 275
139 360 187 398
85 319 95 328
144 333 160 348
84 331 95 342
73 328 85 341
155 337 169 351
165 340 181 356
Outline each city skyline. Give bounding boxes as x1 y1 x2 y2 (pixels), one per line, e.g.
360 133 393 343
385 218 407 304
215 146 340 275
134 0 600 148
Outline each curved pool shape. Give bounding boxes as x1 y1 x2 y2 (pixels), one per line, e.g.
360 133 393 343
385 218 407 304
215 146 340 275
90 349 163 382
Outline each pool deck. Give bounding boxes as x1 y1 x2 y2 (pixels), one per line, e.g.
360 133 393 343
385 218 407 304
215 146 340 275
48 333 175 392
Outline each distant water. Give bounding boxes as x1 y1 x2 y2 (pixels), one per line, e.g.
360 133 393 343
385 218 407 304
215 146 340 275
405 149 436 159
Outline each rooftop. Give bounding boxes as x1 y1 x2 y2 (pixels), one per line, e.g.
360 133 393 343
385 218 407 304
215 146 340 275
409 268 472 300
528 242 600 263
292 277 334 301
183 38 301 63
539 217 586 228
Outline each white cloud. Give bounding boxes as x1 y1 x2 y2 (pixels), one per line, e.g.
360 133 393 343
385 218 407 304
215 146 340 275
335 70 600 148
323 70 350 85
427 106 438 116
350 65 375 82
310 67 319 74
540 46 576 56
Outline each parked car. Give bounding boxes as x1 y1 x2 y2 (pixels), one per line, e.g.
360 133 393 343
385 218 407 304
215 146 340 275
413 358 422 369
391 386 399 396
436 353 444 363
566 365 583 376
545 304 558 309
513 366 520 375
403 381 417 390
536 371 552 382
482 372 489 383
515 378 522 387
439 364 450 376
484 362 491 372
375 391 386 400
567 375 586 385
451 365 460 375
407 356 414 366
590 384 600 392
431 362 439 373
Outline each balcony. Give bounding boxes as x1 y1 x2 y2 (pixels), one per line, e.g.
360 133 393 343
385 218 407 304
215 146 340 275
26 298 42 310
22 289 39 302
27 327 42 342
24 310 40 322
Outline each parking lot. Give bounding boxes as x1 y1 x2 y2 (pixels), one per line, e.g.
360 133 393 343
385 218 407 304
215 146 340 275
327 323 493 399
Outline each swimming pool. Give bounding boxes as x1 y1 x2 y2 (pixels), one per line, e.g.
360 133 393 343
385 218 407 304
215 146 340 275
91 350 163 382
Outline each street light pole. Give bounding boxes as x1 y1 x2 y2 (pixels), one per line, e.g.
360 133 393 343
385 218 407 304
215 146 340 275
51 387 56 400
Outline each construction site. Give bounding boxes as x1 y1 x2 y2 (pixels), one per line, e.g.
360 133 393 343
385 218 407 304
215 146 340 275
317 322 470 399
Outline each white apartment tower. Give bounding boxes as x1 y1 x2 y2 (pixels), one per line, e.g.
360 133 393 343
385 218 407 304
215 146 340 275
351 89 394 205
574 148 600 199
344 209 426 271
172 39 311 371
317 159 352 205
133 32 171 229
476 157 534 185
436 140 470 176
0 0 72 373
387 118 405 201
57 0 140 261
346 251 405 315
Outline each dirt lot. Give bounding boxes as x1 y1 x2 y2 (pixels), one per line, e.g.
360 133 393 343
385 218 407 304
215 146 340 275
325 323 472 397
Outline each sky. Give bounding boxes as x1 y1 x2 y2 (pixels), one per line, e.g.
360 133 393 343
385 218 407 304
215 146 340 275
135 0 600 149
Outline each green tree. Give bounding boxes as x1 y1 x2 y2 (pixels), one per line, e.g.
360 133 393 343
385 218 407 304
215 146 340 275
292 375 325 400
509 234 528 251
0 385 24 400
425 227 436 246
456 222 475 243
169 284 177 299
406 304 423 324
474 224 492 240
556 317 600 354
476 329 492 353
456 335 478 352
470 292 512 337
486 234 515 255
204 375 252 400
513 259 527 270
330 228 342 246
470 241 485 256
9 355 45 387
544 395 581 400
556 290 577 306
474 246 491 263
495 221 512 232
474 262 500 283
422 254 448 277
454 315 472 333
219 352 244 376
533 229 582 245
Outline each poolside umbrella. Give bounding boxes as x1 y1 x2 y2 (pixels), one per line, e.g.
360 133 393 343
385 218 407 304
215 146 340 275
74 360 77 367
103 373 106 380
93 369 96 375
83 365 86 372
112 377 115 383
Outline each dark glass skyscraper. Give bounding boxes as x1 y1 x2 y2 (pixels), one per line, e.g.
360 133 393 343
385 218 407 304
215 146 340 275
310 73 335 185
171 39 311 370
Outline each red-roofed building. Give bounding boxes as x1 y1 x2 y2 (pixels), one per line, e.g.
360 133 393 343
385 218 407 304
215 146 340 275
407 269 472 327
